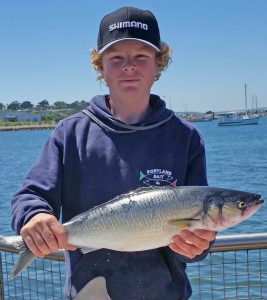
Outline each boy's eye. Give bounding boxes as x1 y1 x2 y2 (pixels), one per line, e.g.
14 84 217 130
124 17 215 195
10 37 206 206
114 56 123 60
110 56 123 61
136 54 147 59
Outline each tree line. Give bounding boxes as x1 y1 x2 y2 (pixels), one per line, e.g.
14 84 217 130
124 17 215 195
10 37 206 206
0 100 89 111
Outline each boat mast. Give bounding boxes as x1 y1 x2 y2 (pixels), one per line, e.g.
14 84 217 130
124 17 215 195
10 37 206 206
244 83 248 115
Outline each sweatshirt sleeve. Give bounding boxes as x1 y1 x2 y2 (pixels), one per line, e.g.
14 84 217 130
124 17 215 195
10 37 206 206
11 125 64 234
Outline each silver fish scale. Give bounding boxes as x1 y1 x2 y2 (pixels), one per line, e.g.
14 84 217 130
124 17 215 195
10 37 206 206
65 187 204 251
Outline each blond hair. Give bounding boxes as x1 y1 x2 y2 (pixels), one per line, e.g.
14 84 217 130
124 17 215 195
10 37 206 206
91 42 172 81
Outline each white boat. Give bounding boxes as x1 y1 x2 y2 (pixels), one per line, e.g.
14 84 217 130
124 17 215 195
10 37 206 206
218 112 260 126
218 84 260 126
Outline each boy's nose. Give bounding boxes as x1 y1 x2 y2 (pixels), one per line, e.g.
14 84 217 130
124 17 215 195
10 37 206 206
123 57 136 71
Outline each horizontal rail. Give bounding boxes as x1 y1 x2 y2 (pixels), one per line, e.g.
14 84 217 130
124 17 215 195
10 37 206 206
211 232 267 252
1 233 266 299
1 232 267 259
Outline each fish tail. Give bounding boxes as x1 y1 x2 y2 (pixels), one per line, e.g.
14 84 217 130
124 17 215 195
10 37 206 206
0 235 35 280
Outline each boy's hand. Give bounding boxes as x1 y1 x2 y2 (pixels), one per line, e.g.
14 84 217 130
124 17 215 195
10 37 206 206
20 213 77 258
169 229 216 258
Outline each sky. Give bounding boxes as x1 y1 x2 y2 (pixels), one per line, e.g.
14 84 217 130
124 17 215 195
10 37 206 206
0 0 266 113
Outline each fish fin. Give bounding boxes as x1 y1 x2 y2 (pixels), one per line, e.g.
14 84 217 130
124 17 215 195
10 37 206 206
133 186 166 193
9 245 35 280
168 219 200 228
0 235 35 280
80 247 100 254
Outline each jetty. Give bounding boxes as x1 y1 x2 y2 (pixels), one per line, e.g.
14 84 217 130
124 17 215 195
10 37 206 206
0 124 55 131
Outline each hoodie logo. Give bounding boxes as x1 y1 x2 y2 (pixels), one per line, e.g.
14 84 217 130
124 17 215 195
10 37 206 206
139 169 177 186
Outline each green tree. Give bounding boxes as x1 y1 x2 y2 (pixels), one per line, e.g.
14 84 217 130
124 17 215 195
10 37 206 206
205 111 213 115
205 110 214 120
7 101 20 110
0 103 5 110
41 114 54 123
21 101 34 110
79 100 88 109
69 101 80 110
36 100 50 110
69 100 88 111
53 101 69 109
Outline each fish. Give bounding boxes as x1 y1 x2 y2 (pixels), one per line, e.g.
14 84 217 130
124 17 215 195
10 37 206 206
0 185 263 280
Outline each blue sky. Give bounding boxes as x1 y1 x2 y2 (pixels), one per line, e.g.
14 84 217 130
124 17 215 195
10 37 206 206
1 0 266 112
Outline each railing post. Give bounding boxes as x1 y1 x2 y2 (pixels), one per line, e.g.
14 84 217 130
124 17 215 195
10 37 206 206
0 253 4 300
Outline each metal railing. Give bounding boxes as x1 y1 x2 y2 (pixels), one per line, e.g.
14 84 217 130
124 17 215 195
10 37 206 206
0 233 267 299
187 233 267 300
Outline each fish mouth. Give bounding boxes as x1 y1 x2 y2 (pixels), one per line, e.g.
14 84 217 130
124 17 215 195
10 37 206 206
246 197 264 213
256 198 264 205
254 194 264 206
241 196 263 218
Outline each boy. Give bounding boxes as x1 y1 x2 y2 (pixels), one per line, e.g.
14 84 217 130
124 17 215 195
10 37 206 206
11 7 215 299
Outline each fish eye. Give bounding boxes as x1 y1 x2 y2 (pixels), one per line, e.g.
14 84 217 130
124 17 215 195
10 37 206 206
238 202 247 209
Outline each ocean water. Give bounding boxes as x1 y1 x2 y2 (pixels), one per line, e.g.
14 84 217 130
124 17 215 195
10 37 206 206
0 116 266 299
0 117 266 235
195 116 267 235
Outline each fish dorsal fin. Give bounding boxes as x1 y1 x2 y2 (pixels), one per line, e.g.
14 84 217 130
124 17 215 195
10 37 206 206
168 218 200 229
105 186 175 204
129 186 164 194
111 186 163 201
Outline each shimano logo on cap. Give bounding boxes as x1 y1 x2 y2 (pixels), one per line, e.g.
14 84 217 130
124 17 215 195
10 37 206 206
109 21 148 32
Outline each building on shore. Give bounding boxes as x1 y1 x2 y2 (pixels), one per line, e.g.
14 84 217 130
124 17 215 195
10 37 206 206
0 111 42 122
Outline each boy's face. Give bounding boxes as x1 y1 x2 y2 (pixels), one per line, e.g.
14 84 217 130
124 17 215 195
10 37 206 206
101 40 158 99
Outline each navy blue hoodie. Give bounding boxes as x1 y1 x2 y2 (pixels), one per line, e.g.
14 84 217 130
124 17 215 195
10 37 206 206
11 95 210 299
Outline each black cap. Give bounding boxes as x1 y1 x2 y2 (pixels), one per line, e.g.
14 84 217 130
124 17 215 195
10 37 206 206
97 7 161 53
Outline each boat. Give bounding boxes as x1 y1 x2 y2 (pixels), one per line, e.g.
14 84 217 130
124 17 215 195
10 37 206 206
218 84 260 126
218 112 260 126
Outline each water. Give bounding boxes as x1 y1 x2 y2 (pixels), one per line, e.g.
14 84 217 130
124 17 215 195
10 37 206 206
0 130 51 235
195 116 267 235
1 119 266 235
0 117 267 298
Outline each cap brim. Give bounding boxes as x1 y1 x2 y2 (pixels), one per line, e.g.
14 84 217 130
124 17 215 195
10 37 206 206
98 38 160 54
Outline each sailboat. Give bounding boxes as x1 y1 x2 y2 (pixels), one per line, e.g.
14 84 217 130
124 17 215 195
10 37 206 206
218 84 260 126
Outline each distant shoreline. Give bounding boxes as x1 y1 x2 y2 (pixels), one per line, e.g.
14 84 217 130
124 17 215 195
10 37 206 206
0 124 55 131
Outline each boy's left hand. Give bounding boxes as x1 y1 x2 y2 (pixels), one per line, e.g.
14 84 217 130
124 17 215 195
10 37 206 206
169 229 216 259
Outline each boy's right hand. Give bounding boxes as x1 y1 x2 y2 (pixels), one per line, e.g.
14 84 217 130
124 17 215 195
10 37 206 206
20 213 77 258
